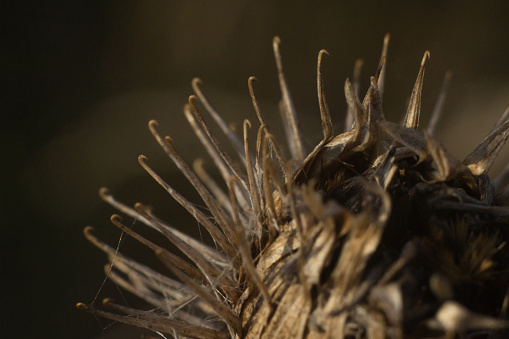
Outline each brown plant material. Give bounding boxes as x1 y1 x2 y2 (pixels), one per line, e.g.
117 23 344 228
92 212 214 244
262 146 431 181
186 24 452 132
78 35 509 338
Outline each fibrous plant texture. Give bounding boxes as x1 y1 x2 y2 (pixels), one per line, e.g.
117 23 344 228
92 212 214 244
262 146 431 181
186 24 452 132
78 35 509 338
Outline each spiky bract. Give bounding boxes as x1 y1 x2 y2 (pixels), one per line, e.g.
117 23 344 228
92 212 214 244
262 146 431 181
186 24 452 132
78 35 509 338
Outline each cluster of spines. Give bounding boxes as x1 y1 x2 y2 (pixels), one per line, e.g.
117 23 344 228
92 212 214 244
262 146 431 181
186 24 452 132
78 34 509 338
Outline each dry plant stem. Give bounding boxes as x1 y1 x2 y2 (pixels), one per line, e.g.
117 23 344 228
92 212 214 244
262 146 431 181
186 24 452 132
317 49 333 141
345 58 364 132
192 78 246 161
377 33 390 98
273 36 306 162
228 176 272 306
248 76 286 171
404 51 430 130
137 155 237 261
79 35 509 339
243 120 262 222
426 71 452 137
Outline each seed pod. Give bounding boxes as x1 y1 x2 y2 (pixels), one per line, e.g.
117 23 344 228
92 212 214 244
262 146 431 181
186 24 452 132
79 35 509 338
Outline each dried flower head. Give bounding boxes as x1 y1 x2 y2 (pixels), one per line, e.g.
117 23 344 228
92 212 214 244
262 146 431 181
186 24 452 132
78 35 509 338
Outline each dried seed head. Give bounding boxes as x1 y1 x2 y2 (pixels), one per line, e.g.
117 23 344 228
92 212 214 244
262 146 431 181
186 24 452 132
79 36 509 338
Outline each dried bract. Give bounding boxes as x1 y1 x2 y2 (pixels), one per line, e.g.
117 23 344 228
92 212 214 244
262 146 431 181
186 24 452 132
79 35 509 338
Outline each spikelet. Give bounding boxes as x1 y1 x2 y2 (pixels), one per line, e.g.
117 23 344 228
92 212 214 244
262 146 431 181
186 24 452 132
78 35 509 338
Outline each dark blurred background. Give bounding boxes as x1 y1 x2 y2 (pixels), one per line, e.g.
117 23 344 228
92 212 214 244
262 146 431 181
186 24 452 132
3 1 509 338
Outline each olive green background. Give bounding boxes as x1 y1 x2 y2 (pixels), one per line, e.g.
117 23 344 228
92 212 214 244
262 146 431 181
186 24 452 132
3 1 509 338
